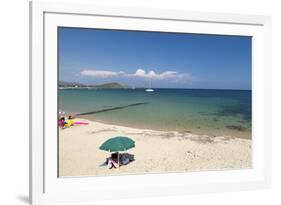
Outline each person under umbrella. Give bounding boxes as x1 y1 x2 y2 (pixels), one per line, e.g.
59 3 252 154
99 136 135 168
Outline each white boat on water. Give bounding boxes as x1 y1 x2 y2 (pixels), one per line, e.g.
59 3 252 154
145 88 154 92
145 79 154 92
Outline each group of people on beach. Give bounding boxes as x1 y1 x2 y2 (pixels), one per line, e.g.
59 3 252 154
59 115 75 129
105 153 133 169
58 111 89 129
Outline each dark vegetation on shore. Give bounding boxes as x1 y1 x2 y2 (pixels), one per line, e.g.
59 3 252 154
59 81 128 89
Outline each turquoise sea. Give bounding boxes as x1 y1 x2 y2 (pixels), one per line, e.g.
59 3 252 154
59 88 251 139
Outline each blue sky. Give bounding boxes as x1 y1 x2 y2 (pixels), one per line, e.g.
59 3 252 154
59 27 252 90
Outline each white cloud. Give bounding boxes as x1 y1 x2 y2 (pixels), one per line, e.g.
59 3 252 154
130 69 192 81
80 68 192 82
80 70 124 78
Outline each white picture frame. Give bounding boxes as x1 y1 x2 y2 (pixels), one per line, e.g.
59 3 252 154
30 1 272 204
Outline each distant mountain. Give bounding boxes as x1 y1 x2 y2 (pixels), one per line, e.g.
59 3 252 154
59 81 128 89
94 82 128 89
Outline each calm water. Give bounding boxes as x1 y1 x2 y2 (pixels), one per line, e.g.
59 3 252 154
59 88 252 139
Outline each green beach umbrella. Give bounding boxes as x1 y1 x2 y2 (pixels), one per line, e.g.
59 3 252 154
99 136 135 152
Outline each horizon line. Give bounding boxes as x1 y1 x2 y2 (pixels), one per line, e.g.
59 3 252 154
59 86 252 91
58 81 251 91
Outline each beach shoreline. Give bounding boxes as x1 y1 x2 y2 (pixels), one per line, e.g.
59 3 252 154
59 118 252 177
80 114 251 140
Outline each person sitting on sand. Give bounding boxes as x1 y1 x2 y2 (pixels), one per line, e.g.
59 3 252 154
59 117 67 129
111 153 120 168
66 115 74 127
106 153 120 169
111 152 117 160
106 158 116 169
58 118 64 128
106 158 118 169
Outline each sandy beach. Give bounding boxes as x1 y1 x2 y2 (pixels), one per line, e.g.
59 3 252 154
59 118 251 177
